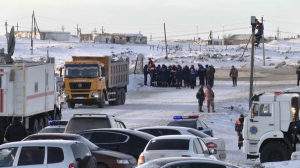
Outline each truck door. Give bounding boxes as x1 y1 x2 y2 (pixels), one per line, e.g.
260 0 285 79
248 103 275 140
0 70 7 114
45 69 49 111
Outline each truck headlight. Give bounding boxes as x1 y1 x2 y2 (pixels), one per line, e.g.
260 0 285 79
116 159 129 164
63 93 69 98
292 107 296 115
92 93 99 98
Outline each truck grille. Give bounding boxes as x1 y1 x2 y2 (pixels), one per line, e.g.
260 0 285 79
69 83 91 89
71 94 89 97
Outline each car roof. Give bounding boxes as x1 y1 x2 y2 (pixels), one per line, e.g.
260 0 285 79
27 133 81 138
151 135 196 140
143 157 234 167
78 128 155 140
169 119 198 123
1 140 78 148
136 126 191 130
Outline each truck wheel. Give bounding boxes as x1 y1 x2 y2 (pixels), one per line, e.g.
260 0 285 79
260 141 291 163
98 94 105 108
109 101 114 106
33 119 39 133
120 89 126 105
68 102 75 109
114 89 121 105
39 118 45 131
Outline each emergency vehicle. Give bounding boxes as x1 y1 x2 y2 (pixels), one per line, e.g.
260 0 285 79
243 88 300 163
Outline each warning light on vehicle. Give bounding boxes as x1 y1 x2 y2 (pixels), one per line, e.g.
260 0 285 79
49 120 68 126
173 116 199 119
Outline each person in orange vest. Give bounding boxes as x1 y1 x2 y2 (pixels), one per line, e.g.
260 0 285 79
149 64 156 86
235 114 244 150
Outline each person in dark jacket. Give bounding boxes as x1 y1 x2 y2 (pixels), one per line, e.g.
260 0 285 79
167 65 172 87
177 65 183 87
206 66 214 88
175 66 182 89
183 65 190 88
229 65 238 87
143 65 148 85
205 65 209 86
161 65 168 87
149 64 156 86
255 19 264 46
235 115 244 150
5 117 28 142
197 64 205 86
170 65 178 87
190 65 197 89
296 66 300 86
156 64 161 87
196 85 205 112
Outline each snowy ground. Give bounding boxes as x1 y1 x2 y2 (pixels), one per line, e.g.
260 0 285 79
1 35 300 167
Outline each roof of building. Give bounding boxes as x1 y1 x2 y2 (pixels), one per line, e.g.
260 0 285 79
113 33 146 37
229 34 251 40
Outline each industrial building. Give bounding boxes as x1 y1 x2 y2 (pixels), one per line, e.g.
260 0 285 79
15 31 70 41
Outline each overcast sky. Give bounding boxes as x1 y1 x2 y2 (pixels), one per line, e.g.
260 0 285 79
0 0 299 40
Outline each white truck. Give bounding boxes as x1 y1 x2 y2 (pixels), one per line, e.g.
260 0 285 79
243 88 300 163
0 58 62 134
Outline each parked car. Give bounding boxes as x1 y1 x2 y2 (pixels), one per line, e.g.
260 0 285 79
65 114 126 134
39 120 68 133
23 133 137 168
137 157 239 168
168 115 213 137
138 135 217 166
136 126 226 160
0 140 97 168
78 128 155 160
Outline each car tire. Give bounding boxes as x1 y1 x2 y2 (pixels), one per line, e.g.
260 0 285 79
68 102 75 109
98 93 105 108
97 163 108 168
260 141 291 163
80 156 97 168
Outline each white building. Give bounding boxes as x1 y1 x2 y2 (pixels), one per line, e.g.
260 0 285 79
15 31 70 41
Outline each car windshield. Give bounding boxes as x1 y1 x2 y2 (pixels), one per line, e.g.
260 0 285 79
39 128 65 133
167 121 196 129
146 139 189 151
65 118 110 133
64 64 98 78
23 135 101 151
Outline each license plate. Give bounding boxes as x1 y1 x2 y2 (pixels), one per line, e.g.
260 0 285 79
76 97 84 99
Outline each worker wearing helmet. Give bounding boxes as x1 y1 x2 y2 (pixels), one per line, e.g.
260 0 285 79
235 115 245 150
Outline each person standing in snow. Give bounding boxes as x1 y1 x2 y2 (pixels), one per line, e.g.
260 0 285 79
205 85 215 113
204 65 209 86
167 65 172 87
190 65 197 89
229 65 238 87
175 66 182 89
235 114 244 150
183 65 190 87
143 65 148 85
161 64 168 87
197 64 205 86
196 85 205 112
149 64 156 86
296 66 300 86
206 66 214 88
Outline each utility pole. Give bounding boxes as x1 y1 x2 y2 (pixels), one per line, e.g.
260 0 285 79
100 26 105 34
164 23 168 59
5 21 8 49
262 16 265 66
61 25 65 32
150 34 152 41
16 23 19 37
249 16 256 108
277 27 280 40
31 11 34 55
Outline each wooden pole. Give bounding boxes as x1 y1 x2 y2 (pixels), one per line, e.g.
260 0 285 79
164 23 168 59
31 11 34 55
5 21 8 49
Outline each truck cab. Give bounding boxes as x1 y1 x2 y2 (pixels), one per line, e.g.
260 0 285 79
243 91 300 163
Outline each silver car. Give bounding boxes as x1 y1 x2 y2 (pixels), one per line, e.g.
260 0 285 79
137 157 239 168
0 140 96 168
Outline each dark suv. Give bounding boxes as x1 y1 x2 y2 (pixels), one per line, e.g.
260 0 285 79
65 114 126 134
23 133 137 168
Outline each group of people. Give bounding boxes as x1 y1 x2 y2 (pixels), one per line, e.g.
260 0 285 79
196 84 215 113
144 59 216 89
0 117 28 145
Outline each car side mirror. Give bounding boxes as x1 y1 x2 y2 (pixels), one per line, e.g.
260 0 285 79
209 149 217 154
198 127 203 130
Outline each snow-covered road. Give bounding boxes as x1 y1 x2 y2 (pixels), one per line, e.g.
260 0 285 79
61 75 295 167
